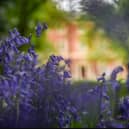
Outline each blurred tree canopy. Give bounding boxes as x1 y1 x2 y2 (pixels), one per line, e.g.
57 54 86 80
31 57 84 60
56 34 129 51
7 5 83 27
0 0 70 59
80 0 129 62
0 0 68 35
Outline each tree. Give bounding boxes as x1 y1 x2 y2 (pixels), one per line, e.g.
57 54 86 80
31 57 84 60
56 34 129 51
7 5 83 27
80 0 129 62
0 0 11 36
0 0 68 35
0 0 70 60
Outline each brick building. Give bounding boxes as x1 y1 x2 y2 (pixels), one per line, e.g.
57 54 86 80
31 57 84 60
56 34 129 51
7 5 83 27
47 21 126 80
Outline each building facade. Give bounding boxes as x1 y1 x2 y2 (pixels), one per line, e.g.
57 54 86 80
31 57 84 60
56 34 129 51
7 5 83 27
47 21 126 80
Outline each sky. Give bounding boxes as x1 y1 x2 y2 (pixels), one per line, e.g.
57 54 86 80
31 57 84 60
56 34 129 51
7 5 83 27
54 0 114 12
54 0 81 12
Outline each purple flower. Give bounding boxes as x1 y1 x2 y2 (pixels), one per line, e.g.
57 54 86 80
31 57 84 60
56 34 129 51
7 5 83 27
97 120 125 128
126 63 129 90
35 22 48 37
110 66 124 81
0 26 76 128
97 72 106 83
64 71 71 78
119 96 129 120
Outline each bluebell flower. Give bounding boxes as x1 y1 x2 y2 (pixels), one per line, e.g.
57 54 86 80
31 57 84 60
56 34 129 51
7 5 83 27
97 120 125 128
110 66 124 81
64 71 71 78
35 22 48 37
119 96 129 120
126 63 129 90
97 72 106 83
0 26 77 128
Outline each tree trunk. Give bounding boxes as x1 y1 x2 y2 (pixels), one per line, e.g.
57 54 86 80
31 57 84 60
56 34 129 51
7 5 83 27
18 0 29 35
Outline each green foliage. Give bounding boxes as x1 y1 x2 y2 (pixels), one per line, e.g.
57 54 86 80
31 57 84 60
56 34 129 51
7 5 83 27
80 0 129 62
0 0 69 58
18 44 32 53
70 121 83 128
0 64 3 75
32 0 69 28
0 0 68 34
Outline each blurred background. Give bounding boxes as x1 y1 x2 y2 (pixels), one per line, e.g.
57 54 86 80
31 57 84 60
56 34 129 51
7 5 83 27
0 0 129 80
